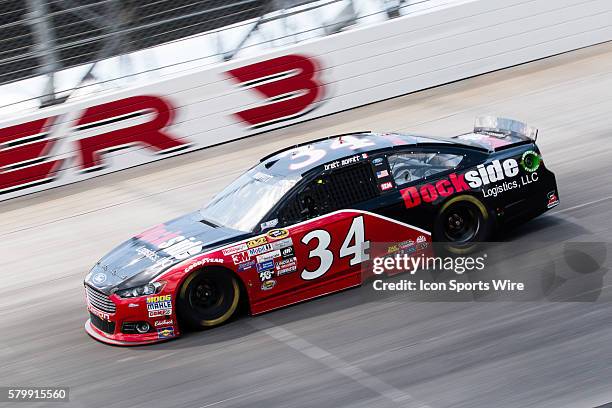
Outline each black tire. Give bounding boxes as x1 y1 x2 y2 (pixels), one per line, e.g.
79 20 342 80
433 195 493 254
177 268 241 330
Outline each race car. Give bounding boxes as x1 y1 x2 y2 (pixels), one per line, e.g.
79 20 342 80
84 116 559 345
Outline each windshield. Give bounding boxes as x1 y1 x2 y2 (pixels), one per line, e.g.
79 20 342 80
200 167 300 231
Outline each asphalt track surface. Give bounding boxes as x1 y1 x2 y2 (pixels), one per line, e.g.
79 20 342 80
2 43 612 408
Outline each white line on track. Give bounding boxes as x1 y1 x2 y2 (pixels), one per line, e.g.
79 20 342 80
248 318 432 408
551 196 611 214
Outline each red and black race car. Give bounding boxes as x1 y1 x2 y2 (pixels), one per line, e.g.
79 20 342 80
84 117 559 345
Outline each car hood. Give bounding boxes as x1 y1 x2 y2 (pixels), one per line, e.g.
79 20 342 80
84 211 247 294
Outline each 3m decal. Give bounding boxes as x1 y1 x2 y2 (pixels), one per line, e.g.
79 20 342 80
227 55 323 129
232 251 251 265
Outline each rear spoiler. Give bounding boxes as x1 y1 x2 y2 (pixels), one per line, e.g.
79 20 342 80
474 116 538 142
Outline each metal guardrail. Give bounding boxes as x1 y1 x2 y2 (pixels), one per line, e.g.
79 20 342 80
0 0 460 117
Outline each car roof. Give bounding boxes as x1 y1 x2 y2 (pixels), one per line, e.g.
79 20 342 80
259 131 471 176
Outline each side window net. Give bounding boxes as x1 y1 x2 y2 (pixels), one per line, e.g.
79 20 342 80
279 163 378 224
388 152 463 185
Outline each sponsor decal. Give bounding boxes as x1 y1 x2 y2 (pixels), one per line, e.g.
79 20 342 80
185 258 224 274
137 246 159 262
147 294 172 317
88 305 110 321
237 259 256 272
520 150 541 172
222 243 248 256
248 244 273 256
232 251 251 265
387 244 399 254
259 270 274 282
260 219 278 230
247 237 268 248
271 237 293 250
149 310 171 318
257 260 275 273
92 273 107 285
401 158 535 208
149 257 174 273
154 319 173 327
159 236 203 260
267 228 289 240
380 182 393 191
376 170 389 179
324 154 364 171
400 240 415 249
416 235 427 243
261 279 276 291
157 326 175 339
257 250 281 263
547 191 560 209
276 257 297 276
372 157 384 166
280 246 295 259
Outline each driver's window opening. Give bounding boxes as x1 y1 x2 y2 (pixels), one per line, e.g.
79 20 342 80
387 152 464 185
279 163 378 224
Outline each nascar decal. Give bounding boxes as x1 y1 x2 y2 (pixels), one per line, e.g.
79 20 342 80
147 295 172 317
261 279 276 291
267 228 289 240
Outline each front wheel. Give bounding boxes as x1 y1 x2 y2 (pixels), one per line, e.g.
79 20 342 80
177 268 241 330
433 195 493 253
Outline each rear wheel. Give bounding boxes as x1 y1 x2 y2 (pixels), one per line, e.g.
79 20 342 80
434 195 492 253
177 268 240 330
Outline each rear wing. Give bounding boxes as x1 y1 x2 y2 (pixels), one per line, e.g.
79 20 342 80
454 116 538 152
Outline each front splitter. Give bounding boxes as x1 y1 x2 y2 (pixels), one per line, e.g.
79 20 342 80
84 320 172 346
